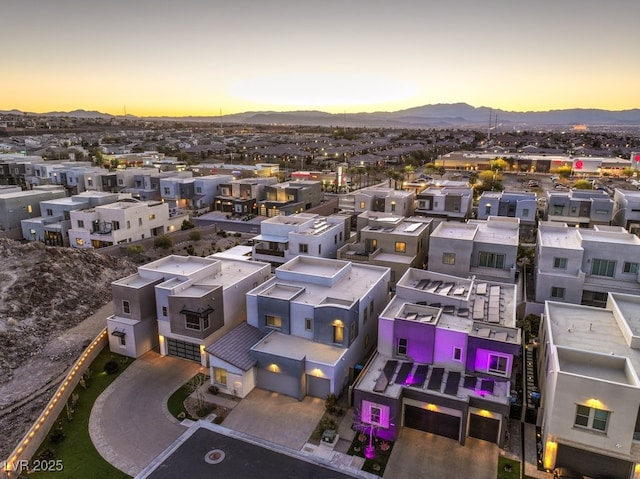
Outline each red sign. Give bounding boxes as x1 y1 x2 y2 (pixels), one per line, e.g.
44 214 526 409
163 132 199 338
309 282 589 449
574 160 583 170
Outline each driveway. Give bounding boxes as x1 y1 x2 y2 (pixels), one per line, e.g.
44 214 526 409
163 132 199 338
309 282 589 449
384 428 497 479
222 388 325 450
89 351 202 477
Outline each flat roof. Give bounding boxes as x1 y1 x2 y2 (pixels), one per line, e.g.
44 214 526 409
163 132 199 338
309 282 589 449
431 222 478 241
538 225 583 249
252 331 346 365
140 255 216 277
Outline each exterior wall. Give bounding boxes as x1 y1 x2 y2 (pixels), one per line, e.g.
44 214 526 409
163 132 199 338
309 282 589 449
251 349 306 400
208 356 254 398
393 320 436 363
107 316 158 358
167 286 224 340
112 279 160 321
0 188 67 230
433 327 468 369
465 337 520 378
428 236 473 277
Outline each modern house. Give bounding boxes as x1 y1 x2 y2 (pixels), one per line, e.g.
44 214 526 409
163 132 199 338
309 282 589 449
67 198 185 248
544 189 614 228
353 268 519 446
476 191 537 241
206 256 391 400
337 212 432 287
108 254 271 365
537 293 640 478
20 191 122 246
535 222 640 306
414 185 474 222
258 180 323 217
251 212 350 267
191 175 234 211
428 216 520 283
0 185 67 231
213 177 277 216
612 188 640 234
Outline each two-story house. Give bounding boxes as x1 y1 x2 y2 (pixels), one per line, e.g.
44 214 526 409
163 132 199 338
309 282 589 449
258 180 323 217
428 216 520 283
337 212 432 287
353 268 519 446
214 177 277 216
415 186 473 222
535 222 640 305
545 189 614 228
0 185 67 231
477 191 537 241
251 212 350 267
206 256 391 400
350 187 415 217
537 293 640 478
108 255 272 365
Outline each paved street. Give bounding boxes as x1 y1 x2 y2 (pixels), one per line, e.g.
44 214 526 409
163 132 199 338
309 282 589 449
89 351 202 477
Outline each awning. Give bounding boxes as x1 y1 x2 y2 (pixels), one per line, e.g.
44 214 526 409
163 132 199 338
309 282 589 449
111 329 126 337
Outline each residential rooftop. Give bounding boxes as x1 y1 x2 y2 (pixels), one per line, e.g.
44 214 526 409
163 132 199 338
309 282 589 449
252 330 347 365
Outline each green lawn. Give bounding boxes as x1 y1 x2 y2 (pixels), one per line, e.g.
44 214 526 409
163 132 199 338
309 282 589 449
30 348 133 479
497 456 521 479
166 372 207 420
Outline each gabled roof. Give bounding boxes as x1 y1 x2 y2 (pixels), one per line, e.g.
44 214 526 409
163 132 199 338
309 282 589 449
205 322 266 371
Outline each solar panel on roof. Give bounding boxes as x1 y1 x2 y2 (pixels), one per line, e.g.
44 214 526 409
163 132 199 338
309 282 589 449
427 367 444 391
444 371 461 395
395 362 413 384
411 365 429 388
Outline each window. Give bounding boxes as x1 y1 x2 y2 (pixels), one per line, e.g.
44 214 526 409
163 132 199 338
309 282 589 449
305 318 313 331
112 220 120 231
149 214 156 220
553 205 563 215
77 220 84 228
370 299 374 315
75 238 84 246
122 300 131 315
46 208 53 216
484 205 491 215
266 315 282 329
119 335 126 346
203 314 210 329
397 337 408 355
395 242 406 253
299 244 308 253
126 220 131 229
478 252 505 269
360 201 365 209
553 257 568 269
488 353 508 375
390 201 396 212
27 204 33 213
591 259 616 277
333 320 344 343
551 286 565 299
318 244 321 255
162 306 167 316
87 178 93 186
443 252 456 265
196 186 202 194
138 217 143 226
163 187 170 195
370 406 381 424
185 313 201 330
624 262 639 274
453 347 462 361
350 322 356 344
213 367 227 386
522 208 530 217
363 306 368 324
574 404 610 432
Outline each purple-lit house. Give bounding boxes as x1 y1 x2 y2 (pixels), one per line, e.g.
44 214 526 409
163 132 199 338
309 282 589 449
352 268 520 446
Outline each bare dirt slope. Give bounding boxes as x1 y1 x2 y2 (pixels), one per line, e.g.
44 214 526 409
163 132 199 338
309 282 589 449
0 238 138 459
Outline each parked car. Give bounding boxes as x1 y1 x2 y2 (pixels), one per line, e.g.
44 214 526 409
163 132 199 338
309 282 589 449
527 180 540 188
555 184 569 190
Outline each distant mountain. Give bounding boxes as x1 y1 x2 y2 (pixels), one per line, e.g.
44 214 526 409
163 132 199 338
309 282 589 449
3 103 640 128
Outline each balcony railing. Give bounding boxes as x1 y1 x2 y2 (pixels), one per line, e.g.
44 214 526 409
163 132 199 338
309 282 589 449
255 248 285 257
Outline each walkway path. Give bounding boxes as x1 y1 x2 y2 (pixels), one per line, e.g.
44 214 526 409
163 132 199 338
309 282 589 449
89 351 201 477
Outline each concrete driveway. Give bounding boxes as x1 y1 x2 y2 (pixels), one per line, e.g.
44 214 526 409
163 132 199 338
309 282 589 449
89 351 202 477
384 428 498 479
222 388 325 450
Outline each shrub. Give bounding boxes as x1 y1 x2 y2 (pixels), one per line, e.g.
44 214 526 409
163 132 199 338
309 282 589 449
186 245 195 255
217 230 227 238
188 229 202 241
197 405 214 417
154 234 173 249
38 448 56 461
325 393 339 414
104 360 119 375
181 219 195 230
208 385 219 395
318 417 337 435
50 423 65 444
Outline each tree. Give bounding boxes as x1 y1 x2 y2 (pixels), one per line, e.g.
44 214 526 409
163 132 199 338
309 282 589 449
623 167 636 178
181 219 195 230
572 179 592 190
126 244 145 261
490 158 509 172
554 164 572 179
154 234 173 249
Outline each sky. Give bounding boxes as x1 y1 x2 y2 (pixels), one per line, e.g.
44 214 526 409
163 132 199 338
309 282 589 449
2 0 639 116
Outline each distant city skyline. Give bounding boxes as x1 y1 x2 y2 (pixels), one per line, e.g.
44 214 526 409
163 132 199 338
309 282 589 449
2 0 639 116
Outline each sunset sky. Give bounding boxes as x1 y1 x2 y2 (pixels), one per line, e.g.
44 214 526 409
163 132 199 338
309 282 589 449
2 0 639 116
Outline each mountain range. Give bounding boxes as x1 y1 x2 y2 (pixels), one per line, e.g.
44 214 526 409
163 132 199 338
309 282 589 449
3 103 640 129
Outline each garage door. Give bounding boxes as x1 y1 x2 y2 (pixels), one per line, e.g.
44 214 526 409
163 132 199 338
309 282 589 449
307 375 330 399
468 414 500 443
556 443 632 479
166 338 201 362
256 369 300 399
404 405 460 441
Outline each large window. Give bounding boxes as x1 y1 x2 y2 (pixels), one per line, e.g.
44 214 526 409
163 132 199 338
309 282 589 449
299 244 308 253
442 252 456 265
266 315 282 329
395 242 406 253
624 262 639 274
397 337 408 356
185 313 201 330
553 257 568 269
213 367 227 386
488 353 508 375
551 287 565 299
574 404 610 432
333 320 344 343
478 252 505 269
591 259 616 277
